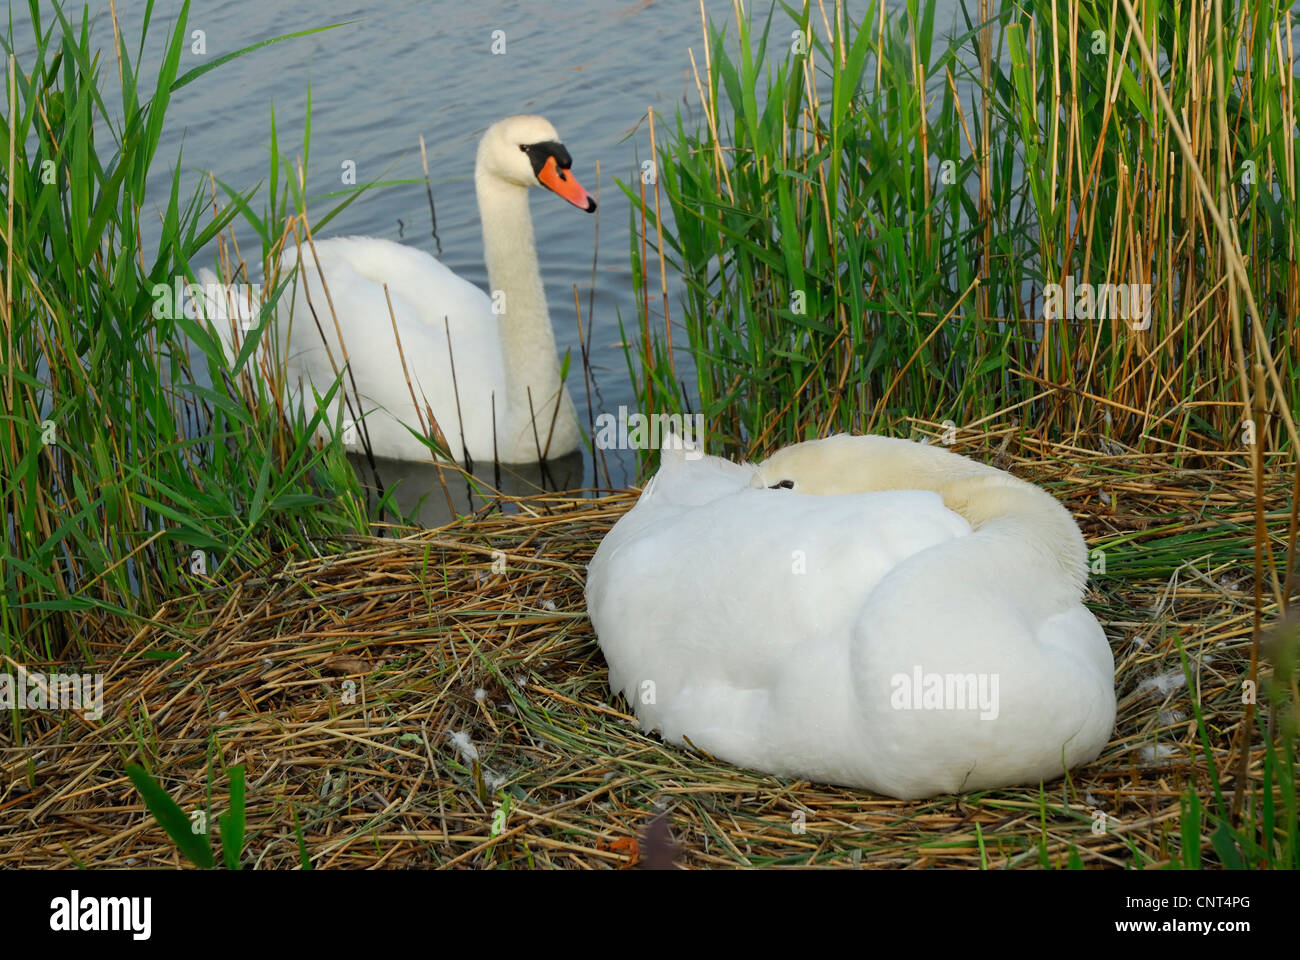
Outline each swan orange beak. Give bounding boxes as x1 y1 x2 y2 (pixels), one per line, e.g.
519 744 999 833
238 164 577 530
538 156 597 212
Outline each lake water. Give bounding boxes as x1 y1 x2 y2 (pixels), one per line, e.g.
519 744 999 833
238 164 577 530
9 0 968 514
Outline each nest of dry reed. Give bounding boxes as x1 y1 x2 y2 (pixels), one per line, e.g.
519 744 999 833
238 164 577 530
1 432 1294 869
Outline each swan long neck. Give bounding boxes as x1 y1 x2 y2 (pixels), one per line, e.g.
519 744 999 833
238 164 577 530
474 164 565 421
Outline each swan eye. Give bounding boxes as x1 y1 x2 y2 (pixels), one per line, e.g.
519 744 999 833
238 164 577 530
520 140 573 178
770 479 795 490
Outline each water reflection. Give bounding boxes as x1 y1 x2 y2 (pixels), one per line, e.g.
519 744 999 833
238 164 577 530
351 449 588 527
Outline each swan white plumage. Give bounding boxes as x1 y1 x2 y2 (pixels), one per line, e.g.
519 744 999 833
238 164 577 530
585 434 1116 800
203 115 595 463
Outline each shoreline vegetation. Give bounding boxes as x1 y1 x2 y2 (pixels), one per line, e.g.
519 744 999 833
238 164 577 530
1 0 1297 867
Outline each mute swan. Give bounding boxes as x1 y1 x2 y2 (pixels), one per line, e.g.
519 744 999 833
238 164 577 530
204 115 595 463
585 434 1116 800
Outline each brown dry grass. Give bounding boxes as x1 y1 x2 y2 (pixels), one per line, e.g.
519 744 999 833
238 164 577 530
0 429 1295 869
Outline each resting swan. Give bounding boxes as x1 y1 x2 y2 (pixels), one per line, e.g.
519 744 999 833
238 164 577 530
585 434 1116 800
204 115 595 463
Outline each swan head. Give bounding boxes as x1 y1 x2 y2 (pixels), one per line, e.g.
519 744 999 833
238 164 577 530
751 434 955 494
750 436 862 494
476 115 597 212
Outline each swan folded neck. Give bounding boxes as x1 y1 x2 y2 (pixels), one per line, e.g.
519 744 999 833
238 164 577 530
943 473 1088 596
883 449 1089 597
914 461 1088 597
759 435 1090 597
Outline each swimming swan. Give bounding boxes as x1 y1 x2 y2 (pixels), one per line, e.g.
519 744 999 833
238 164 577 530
585 434 1116 799
204 115 595 463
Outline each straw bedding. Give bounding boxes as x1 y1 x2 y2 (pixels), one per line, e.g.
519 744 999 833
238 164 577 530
0 435 1292 868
